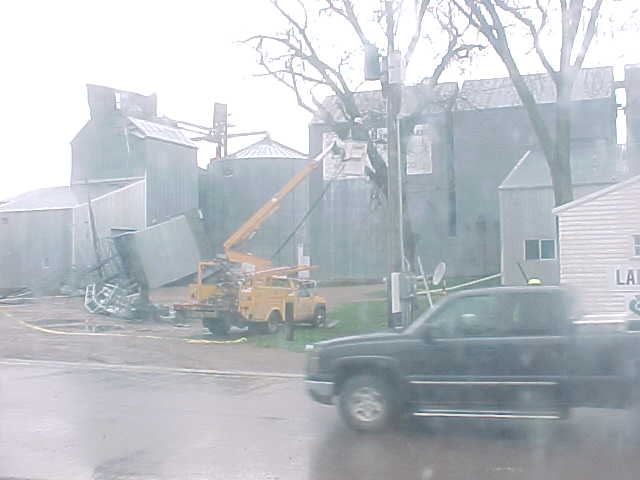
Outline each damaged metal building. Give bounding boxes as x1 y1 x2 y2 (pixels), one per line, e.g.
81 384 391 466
2 66 635 293
0 85 204 293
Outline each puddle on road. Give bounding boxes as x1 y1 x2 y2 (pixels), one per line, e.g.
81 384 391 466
22 316 231 342
30 318 127 333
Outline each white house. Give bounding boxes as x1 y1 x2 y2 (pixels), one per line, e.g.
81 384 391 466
553 174 640 319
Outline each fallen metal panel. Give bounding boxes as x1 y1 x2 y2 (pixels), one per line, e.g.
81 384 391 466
114 211 212 288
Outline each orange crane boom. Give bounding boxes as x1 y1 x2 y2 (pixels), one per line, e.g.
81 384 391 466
223 140 341 268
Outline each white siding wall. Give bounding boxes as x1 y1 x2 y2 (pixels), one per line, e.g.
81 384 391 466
72 180 146 270
558 179 640 315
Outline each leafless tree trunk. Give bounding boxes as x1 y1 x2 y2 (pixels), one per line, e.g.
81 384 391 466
246 0 483 268
452 0 605 206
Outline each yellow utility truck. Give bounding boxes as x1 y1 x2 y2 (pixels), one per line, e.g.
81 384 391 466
174 141 341 335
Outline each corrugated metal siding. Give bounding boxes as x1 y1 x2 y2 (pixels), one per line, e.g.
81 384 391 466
311 177 388 280
0 209 72 291
308 82 616 281
203 157 309 267
71 118 146 183
72 181 146 270
145 139 198 225
308 115 470 281
114 213 210 288
558 181 640 315
500 184 607 285
500 188 558 285
451 107 531 277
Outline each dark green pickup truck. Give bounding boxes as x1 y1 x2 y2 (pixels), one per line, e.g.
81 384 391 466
306 286 640 432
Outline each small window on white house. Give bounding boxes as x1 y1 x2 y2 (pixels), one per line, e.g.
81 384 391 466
525 239 556 261
633 235 640 257
1 217 8 225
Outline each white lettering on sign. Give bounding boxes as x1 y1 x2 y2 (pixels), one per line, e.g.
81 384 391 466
609 266 640 290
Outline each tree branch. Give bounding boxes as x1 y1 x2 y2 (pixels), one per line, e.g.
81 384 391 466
457 0 556 162
404 0 431 68
494 0 556 79
269 0 361 120
322 0 372 46
572 0 604 71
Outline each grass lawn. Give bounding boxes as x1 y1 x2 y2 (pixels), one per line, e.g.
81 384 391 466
249 301 389 352
249 275 500 352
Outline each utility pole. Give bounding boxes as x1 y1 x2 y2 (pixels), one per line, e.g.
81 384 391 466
384 0 409 328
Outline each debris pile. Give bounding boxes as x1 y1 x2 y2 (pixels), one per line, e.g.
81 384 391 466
78 238 167 321
85 282 140 319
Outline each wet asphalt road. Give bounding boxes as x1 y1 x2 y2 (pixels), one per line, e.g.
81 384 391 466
2 360 640 480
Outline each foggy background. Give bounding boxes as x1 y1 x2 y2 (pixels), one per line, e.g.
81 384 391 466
0 0 637 200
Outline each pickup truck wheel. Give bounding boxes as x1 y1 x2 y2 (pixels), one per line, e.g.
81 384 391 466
339 374 396 433
312 306 326 328
204 318 230 336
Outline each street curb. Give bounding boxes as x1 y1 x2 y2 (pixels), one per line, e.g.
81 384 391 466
0 357 304 379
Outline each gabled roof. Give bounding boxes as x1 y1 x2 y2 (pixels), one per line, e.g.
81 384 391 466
553 172 640 215
500 143 628 190
227 136 307 160
0 181 135 212
457 66 614 111
312 82 459 123
128 117 197 149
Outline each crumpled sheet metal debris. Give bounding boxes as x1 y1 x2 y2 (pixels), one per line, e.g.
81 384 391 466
84 283 144 320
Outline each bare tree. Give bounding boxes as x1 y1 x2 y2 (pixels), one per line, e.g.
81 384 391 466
451 0 607 206
245 0 483 265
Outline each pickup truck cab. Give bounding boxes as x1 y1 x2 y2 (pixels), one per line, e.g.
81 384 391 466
306 286 640 432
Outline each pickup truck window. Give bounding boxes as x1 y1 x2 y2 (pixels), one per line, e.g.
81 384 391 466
270 278 290 288
429 295 500 338
502 292 563 336
428 292 564 339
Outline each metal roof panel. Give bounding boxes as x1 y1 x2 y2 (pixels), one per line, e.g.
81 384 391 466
128 117 197 148
457 67 614 111
312 83 459 123
0 182 130 212
228 136 307 160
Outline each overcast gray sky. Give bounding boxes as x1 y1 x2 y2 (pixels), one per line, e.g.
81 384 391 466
0 0 637 200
